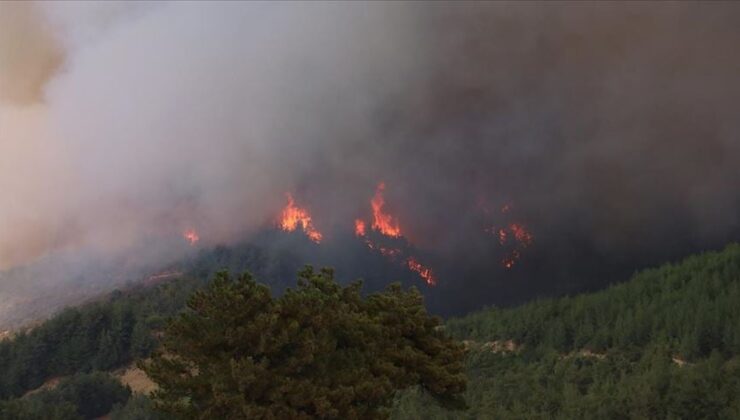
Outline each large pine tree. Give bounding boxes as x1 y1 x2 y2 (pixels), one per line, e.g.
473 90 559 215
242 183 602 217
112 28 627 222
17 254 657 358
143 267 466 419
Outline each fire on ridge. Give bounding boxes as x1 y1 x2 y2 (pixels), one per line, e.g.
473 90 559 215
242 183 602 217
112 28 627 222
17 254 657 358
355 182 437 286
484 204 534 269
370 182 402 238
183 228 200 246
278 193 323 243
188 184 534 286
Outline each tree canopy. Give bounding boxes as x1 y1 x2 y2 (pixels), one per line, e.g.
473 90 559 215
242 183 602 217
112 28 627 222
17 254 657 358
142 266 466 419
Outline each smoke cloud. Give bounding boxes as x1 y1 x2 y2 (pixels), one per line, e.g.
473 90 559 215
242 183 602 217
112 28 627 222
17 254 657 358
2 2 740 318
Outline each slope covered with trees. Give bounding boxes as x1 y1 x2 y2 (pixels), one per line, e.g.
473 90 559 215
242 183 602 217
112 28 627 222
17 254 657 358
0 372 131 420
393 244 740 418
0 241 299 400
1 242 739 418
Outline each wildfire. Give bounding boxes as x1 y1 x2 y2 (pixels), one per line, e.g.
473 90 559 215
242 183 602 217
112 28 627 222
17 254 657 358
353 182 437 286
509 223 533 247
354 219 366 237
407 257 436 286
278 193 323 243
371 182 402 237
483 203 534 269
183 229 199 246
497 228 508 245
502 250 520 269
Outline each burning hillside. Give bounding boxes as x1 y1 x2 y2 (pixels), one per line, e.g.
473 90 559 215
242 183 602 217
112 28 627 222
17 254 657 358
183 229 200 246
3 2 740 322
354 182 437 286
278 194 323 244
271 182 536 287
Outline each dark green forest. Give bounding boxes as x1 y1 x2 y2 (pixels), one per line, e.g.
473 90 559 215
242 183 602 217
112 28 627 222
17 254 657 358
0 242 297 400
143 268 465 418
394 244 740 419
0 372 131 420
1 243 740 418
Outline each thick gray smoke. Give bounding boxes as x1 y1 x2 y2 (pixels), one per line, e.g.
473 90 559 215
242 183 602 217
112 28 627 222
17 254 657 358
2 2 740 320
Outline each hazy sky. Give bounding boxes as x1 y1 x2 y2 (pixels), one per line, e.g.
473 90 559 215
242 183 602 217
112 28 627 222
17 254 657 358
2 2 740 314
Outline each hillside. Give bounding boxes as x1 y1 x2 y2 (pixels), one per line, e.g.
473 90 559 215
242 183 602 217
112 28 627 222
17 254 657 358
393 244 740 418
1 244 739 418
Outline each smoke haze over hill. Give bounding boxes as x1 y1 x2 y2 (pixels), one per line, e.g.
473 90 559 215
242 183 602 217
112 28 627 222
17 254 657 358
2 2 740 317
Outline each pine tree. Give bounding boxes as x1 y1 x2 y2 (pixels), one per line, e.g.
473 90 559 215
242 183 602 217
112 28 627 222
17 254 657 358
142 267 466 419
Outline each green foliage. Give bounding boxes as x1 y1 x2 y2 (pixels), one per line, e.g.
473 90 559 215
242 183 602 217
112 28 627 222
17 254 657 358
0 242 295 400
446 244 740 359
0 286 181 399
393 244 740 418
0 398 79 420
3 242 740 418
143 267 467 419
0 372 130 420
110 394 164 420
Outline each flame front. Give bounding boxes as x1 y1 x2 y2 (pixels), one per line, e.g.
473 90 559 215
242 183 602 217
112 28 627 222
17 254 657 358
279 193 322 243
183 229 199 246
483 203 535 269
407 257 436 286
509 223 533 247
354 219 366 237
353 182 437 286
371 182 402 237
498 222 532 268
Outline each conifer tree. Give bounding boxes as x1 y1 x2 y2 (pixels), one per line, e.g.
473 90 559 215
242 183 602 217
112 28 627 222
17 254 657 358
143 267 466 419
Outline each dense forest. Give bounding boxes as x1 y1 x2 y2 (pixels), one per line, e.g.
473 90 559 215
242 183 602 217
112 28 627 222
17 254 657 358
1 243 740 418
0 241 300 400
394 244 740 418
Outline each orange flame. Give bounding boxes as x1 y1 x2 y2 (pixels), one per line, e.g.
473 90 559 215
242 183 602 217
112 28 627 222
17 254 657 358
371 182 402 238
354 219 366 237
502 250 521 269
482 203 534 269
509 223 533 247
407 257 436 286
279 193 322 243
183 229 199 246
498 228 508 245
352 182 437 286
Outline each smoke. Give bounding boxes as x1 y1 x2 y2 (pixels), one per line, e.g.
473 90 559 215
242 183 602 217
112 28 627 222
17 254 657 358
2 2 740 317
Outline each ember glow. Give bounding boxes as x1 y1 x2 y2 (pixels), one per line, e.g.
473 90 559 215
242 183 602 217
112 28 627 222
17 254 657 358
274 182 533 284
509 223 533 247
407 257 436 286
502 250 520 269
353 182 437 286
498 228 508 246
371 182 402 238
183 229 199 246
278 193 323 243
354 219 366 237
483 204 535 269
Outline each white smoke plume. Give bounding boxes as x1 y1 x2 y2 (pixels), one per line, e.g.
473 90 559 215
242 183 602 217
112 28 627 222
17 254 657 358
2 2 740 320
0 2 423 270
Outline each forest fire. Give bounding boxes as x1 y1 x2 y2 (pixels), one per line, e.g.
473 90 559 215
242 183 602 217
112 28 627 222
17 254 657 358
406 257 437 286
370 183 402 238
484 204 534 269
354 219 366 237
183 229 200 246
509 223 533 247
278 193 323 243
501 250 521 270
272 184 533 283
354 182 437 286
